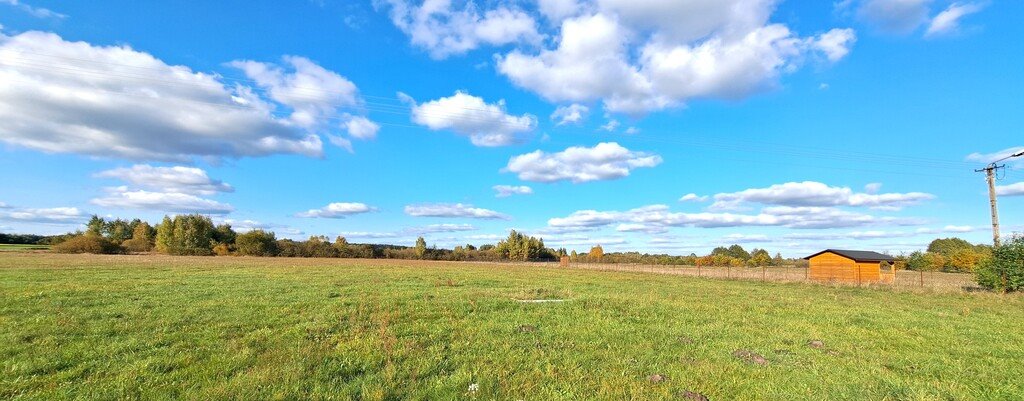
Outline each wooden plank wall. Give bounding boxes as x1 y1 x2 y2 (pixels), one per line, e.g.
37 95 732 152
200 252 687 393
809 252 885 283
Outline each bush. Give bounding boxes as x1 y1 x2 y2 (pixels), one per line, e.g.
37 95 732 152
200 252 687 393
212 243 232 256
52 235 122 254
975 236 1024 292
236 230 278 256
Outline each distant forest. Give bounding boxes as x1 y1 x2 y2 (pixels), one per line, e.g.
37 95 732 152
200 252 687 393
1 214 995 272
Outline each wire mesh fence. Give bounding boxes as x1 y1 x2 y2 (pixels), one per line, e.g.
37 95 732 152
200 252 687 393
553 262 980 292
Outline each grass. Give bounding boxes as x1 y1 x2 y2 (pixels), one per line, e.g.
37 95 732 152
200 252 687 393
0 244 49 252
1 253 1022 400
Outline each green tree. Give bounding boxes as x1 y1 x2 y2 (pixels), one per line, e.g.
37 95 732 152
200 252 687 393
590 245 604 262
727 244 751 260
927 237 976 256
86 215 105 237
235 230 278 256
154 214 216 255
773 252 784 266
495 230 549 261
975 235 1024 292
334 236 351 258
749 249 772 267
122 222 155 252
414 237 427 259
213 224 237 246
301 235 337 258
155 216 174 253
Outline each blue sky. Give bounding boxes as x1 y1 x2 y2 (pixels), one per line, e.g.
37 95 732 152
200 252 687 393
0 0 1021 257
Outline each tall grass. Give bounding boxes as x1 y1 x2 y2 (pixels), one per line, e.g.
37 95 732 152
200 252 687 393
1 253 1022 400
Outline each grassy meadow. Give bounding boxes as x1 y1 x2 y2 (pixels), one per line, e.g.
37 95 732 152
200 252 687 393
1 253 1022 400
0 244 50 252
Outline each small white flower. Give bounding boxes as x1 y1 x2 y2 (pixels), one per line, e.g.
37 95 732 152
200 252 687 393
468 383 479 392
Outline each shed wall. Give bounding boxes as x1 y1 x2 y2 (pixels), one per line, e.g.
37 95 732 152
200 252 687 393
809 252 885 283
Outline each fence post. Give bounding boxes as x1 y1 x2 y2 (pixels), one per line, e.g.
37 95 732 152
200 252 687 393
762 266 766 282
697 263 702 277
920 269 924 287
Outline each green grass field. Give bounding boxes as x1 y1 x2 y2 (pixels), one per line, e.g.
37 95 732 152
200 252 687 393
1 253 1022 400
0 244 50 252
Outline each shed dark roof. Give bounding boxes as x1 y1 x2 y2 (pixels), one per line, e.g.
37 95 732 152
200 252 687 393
803 249 895 262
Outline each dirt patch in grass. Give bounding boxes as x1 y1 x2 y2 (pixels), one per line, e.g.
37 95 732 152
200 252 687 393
732 349 768 366
510 287 571 301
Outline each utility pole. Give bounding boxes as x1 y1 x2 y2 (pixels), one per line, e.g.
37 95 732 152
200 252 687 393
976 150 1024 247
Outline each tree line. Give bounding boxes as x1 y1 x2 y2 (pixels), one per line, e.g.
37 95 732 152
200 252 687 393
11 213 1023 291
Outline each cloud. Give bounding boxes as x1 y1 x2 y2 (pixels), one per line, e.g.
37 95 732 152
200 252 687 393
296 202 376 218
95 165 233 196
812 28 857 62
406 224 477 234
343 115 380 139
377 2 855 115
0 0 65 19
375 0 542 58
709 181 934 211
229 56 377 149
996 182 1024 197
547 204 922 232
504 142 661 183
217 218 303 235
551 103 590 125
624 127 640 135
721 233 773 243
916 225 979 234
404 203 510 220
966 147 1024 168
600 119 620 132
492 9 854 114
91 187 233 214
403 91 536 147
679 193 709 202
538 0 582 21
783 230 916 241
857 0 932 34
0 31 382 161
926 2 987 37
493 185 533 198
0 206 87 224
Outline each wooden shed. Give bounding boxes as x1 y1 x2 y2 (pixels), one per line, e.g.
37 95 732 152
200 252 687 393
803 249 895 283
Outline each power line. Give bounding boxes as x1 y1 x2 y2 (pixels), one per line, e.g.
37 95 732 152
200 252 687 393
975 150 1024 246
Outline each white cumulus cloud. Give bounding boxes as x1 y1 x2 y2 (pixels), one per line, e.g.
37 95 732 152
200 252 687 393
996 182 1024 197
0 206 87 224
376 0 542 58
404 203 510 220
0 0 65 19
0 31 379 161
91 187 233 214
493 185 534 198
504 142 661 183
403 91 536 146
709 181 934 211
550 103 590 125
926 2 987 37
296 202 376 218
679 193 709 202
95 165 233 196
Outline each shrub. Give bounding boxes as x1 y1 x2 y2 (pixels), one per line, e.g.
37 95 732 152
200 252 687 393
236 230 278 256
52 235 122 254
212 243 232 256
975 236 1024 292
